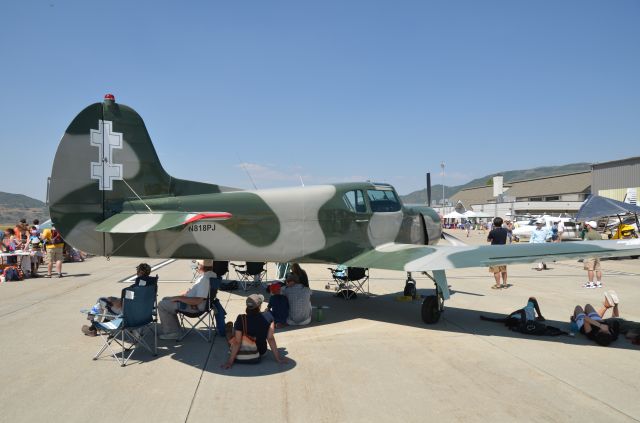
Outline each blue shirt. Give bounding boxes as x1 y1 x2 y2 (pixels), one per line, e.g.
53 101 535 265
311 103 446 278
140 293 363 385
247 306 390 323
267 294 289 324
529 227 549 243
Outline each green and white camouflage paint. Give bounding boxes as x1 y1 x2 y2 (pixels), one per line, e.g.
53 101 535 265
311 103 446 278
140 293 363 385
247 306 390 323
49 96 640 273
49 96 444 264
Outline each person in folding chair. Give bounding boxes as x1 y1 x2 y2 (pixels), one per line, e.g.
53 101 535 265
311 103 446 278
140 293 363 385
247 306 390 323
82 263 156 337
92 282 158 366
222 294 287 369
158 259 216 340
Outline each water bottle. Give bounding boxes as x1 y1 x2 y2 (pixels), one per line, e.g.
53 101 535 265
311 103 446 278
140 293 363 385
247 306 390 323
569 321 579 337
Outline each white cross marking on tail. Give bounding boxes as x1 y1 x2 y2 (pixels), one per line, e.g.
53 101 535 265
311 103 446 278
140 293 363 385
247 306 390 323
90 120 123 191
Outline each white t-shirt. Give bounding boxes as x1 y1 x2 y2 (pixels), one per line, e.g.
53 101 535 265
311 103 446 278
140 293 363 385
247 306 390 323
187 271 216 310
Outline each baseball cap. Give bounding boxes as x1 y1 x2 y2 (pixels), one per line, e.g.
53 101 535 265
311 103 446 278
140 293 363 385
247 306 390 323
196 259 214 267
269 283 282 295
586 221 598 228
246 294 264 309
535 219 544 224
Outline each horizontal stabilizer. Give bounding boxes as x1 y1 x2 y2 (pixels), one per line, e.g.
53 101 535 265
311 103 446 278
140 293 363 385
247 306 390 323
95 211 232 233
343 240 640 272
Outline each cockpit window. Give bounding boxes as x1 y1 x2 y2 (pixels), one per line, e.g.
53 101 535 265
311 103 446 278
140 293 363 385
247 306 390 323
367 189 401 212
343 190 367 213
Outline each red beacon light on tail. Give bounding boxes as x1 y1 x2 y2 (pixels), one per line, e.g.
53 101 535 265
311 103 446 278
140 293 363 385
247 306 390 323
104 93 115 101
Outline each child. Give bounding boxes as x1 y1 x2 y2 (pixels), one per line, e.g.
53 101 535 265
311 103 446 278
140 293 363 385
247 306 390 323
267 283 289 328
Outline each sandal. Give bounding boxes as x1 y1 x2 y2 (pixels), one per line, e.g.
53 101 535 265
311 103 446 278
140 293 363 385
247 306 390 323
44 274 52 278
491 285 501 290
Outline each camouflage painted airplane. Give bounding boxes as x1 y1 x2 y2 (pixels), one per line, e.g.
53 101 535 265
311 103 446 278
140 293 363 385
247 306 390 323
49 95 640 323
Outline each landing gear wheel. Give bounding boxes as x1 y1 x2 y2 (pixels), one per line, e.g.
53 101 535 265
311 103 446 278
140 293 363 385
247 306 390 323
403 278 417 299
421 295 441 324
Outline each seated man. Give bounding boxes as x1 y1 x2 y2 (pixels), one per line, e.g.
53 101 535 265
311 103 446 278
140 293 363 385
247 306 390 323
158 259 215 340
597 291 640 345
572 302 620 346
82 263 154 337
282 272 312 326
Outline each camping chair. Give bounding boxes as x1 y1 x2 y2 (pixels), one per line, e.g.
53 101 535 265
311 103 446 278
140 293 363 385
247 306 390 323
327 266 369 299
176 276 220 342
92 283 158 367
276 262 291 281
213 261 229 279
230 262 267 290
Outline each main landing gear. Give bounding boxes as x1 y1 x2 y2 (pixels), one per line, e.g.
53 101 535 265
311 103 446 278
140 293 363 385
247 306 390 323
404 270 449 324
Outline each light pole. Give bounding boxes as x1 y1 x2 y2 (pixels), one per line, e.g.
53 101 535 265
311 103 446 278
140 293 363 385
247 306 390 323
440 161 445 214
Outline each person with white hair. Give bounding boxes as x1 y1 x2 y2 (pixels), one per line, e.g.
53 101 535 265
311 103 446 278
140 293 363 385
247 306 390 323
529 219 550 270
158 259 216 339
582 221 603 289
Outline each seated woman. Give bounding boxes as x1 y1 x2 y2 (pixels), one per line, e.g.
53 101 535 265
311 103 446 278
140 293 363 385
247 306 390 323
81 263 154 337
572 302 620 346
222 294 286 368
282 272 312 326
290 263 309 287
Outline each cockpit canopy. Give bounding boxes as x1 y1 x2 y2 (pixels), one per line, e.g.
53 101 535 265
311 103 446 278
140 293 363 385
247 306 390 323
342 184 402 213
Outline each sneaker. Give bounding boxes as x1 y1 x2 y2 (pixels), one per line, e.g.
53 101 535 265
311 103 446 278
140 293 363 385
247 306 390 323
605 290 619 306
81 325 97 337
595 281 602 288
159 332 181 340
585 282 596 289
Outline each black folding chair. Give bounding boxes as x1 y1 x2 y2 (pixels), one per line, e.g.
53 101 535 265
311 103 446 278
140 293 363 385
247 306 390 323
230 262 267 290
176 277 220 342
328 266 369 299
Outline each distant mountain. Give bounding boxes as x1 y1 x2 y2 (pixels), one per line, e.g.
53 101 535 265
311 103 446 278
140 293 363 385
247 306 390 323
401 162 592 204
0 192 49 226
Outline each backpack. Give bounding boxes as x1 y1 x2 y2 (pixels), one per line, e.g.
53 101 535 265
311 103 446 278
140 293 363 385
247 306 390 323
219 280 238 291
51 229 63 245
4 267 20 281
481 315 568 337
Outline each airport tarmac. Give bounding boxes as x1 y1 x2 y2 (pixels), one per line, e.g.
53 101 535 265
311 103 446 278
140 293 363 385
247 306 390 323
1 230 639 422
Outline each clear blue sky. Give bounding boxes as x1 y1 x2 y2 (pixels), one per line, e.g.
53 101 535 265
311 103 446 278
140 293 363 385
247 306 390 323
1 1 639 201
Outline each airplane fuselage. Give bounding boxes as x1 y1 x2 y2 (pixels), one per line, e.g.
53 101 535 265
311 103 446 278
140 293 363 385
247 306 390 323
97 183 441 263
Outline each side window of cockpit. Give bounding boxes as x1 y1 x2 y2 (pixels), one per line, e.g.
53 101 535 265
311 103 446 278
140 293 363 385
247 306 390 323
343 190 367 213
367 189 401 212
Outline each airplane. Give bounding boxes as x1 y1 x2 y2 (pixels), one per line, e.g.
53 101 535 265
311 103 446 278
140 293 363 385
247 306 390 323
512 215 581 241
48 94 640 324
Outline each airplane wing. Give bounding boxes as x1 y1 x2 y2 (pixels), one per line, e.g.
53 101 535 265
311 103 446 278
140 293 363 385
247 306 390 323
343 240 640 273
95 211 232 233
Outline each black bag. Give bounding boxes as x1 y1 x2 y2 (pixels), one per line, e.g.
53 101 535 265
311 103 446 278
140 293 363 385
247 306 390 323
219 280 238 291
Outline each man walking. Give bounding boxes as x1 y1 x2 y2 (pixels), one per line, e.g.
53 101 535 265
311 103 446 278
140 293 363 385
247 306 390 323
487 217 509 289
583 221 603 289
529 219 550 270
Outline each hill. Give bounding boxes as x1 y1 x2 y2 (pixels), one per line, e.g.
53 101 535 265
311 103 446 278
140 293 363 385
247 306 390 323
0 192 49 226
401 162 591 204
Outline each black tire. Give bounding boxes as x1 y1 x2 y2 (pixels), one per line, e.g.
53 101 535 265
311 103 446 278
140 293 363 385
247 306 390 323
421 295 441 324
403 282 417 298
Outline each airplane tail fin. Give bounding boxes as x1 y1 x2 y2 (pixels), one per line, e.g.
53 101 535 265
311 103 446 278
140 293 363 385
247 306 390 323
48 94 224 255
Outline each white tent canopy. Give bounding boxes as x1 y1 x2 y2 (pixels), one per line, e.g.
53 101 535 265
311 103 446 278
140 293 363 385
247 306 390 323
468 211 493 218
443 211 466 219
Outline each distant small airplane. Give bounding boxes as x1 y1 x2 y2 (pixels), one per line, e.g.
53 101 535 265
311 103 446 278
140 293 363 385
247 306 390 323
512 215 581 241
48 95 640 323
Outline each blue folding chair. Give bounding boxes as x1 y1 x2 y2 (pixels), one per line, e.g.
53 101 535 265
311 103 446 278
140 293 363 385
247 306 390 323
93 284 158 366
177 277 220 342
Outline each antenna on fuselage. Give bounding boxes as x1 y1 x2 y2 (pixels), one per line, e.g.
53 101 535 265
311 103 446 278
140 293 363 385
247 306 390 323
237 156 258 190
